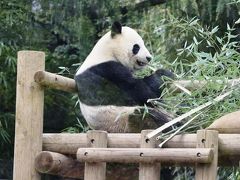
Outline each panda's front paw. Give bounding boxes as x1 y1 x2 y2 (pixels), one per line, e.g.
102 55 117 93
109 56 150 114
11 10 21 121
155 69 175 79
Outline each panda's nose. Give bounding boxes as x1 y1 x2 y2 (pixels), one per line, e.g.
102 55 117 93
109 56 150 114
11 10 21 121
146 56 152 62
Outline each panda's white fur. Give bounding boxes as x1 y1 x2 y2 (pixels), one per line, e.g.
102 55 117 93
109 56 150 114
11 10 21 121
79 103 136 132
76 26 152 75
75 22 172 133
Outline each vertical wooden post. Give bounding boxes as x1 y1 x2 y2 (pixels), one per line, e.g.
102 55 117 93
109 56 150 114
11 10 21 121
84 130 107 180
195 130 218 180
139 130 160 180
13 51 45 180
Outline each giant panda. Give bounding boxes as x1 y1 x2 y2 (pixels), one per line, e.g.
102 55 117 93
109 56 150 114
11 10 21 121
75 22 174 133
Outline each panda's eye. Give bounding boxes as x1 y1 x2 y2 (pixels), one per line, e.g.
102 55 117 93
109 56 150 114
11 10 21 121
132 44 140 55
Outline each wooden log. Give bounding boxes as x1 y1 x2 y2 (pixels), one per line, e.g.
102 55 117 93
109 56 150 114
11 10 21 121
35 151 83 179
84 130 107 180
134 0 166 7
171 78 240 92
42 133 140 154
122 0 166 5
77 148 213 164
195 130 218 180
34 71 76 92
13 51 45 180
139 130 160 180
34 71 240 93
42 133 240 156
207 111 240 133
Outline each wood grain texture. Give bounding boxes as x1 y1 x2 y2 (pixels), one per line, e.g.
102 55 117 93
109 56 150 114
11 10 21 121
35 151 83 179
207 111 240 133
34 70 76 92
42 133 240 157
84 130 107 180
195 130 218 180
77 148 213 164
13 51 45 180
139 130 160 180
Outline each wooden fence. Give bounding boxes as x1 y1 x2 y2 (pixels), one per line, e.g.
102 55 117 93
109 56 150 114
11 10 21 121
13 51 240 180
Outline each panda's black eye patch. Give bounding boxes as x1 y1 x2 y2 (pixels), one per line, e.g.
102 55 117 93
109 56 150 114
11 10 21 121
132 44 140 55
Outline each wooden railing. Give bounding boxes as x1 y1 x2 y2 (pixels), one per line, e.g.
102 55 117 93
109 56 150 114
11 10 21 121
13 51 240 180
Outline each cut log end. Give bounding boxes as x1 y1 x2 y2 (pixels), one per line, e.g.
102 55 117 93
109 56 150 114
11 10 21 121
34 71 45 84
207 111 240 133
35 151 54 173
35 151 84 179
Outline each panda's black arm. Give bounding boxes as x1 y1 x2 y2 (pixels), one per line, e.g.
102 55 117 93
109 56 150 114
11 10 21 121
90 61 162 105
143 69 175 97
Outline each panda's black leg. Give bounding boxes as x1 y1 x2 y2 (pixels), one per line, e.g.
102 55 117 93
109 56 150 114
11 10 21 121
128 108 157 132
128 113 143 133
148 108 173 126
128 107 174 132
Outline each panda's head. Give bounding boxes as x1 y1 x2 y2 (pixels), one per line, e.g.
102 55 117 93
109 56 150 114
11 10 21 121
110 22 152 71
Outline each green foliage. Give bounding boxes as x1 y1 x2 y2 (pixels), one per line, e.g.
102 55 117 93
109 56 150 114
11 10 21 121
0 1 32 158
150 17 240 129
132 8 240 133
128 4 240 130
128 4 240 179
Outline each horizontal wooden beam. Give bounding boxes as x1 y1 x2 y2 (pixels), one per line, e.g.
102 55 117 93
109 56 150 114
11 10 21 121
42 133 240 165
35 151 83 179
43 133 140 154
34 71 76 92
134 0 166 7
172 78 240 91
77 148 213 164
34 71 240 93
42 133 240 156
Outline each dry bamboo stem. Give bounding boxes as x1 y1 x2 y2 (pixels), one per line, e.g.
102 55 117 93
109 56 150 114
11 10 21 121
147 90 233 139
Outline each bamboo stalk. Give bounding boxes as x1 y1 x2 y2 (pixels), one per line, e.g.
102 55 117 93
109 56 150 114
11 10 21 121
158 113 201 148
147 90 233 139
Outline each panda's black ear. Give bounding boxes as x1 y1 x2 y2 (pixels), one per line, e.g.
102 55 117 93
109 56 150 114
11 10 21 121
111 21 122 38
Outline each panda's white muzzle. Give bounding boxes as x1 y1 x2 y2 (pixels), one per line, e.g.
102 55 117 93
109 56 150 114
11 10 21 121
136 59 148 67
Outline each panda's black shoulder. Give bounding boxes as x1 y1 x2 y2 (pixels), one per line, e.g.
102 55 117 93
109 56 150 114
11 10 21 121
88 61 132 79
74 61 137 106
75 61 132 86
